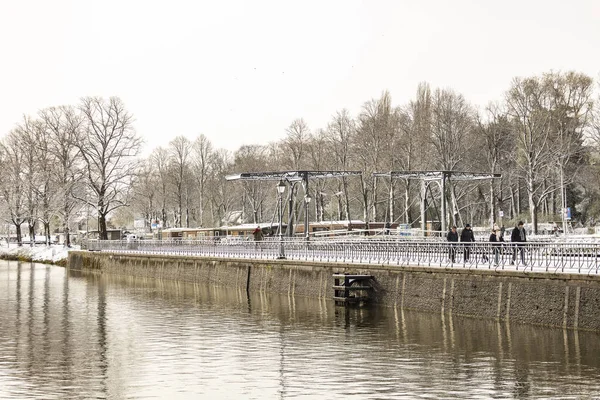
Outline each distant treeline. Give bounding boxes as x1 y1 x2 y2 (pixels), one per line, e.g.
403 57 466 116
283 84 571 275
1 71 599 242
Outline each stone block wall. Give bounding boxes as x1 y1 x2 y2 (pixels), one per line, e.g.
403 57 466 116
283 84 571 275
68 251 600 331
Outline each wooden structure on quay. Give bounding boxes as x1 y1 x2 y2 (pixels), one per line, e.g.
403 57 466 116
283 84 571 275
333 273 374 306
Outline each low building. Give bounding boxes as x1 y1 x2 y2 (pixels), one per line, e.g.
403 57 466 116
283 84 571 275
84 229 123 240
159 227 205 240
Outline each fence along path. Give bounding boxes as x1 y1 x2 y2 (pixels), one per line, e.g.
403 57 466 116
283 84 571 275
86 237 600 275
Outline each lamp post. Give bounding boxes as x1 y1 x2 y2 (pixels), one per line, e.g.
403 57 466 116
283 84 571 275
277 180 286 259
304 194 311 242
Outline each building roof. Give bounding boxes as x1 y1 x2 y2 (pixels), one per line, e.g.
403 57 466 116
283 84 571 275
161 227 204 232
217 223 284 230
309 220 365 226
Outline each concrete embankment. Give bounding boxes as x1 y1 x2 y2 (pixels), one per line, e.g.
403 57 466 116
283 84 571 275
68 250 600 331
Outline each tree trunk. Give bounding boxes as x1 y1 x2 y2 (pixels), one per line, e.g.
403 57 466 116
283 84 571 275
97 191 107 240
489 180 495 227
516 182 521 216
542 179 548 216
63 199 71 246
360 176 369 223
343 178 351 223
529 192 538 234
98 211 108 240
199 180 204 227
44 221 51 246
15 223 22 247
509 186 516 220
335 181 343 220
388 179 395 223
404 180 411 225
28 222 35 247
371 177 378 222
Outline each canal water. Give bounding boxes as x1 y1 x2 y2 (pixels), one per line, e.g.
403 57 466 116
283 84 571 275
1 261 600 399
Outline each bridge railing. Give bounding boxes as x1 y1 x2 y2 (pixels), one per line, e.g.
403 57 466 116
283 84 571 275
85 239 600 275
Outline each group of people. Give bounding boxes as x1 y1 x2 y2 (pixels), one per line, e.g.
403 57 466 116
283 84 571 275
447 221 527 265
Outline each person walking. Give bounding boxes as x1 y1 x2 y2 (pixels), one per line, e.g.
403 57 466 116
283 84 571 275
447 226 459 263
489 226 500 265
460 224 475 262
253 226 264 241
510 221 527 265
252 226 263 250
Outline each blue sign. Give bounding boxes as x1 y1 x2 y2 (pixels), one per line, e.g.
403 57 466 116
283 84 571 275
565 207 572 220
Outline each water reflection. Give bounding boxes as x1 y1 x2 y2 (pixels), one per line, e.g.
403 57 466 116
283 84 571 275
1 261 600 399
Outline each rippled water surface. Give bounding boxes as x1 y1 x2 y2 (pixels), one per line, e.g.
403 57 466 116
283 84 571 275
1 261 600 399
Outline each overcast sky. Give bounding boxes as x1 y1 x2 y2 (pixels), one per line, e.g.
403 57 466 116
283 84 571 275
1 0 599 154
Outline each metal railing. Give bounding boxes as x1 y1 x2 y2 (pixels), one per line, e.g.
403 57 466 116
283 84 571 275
84 238 600 275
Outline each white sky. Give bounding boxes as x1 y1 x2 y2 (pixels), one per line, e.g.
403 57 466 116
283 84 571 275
1 0 599 155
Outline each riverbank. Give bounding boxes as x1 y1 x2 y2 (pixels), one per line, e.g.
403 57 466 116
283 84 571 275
0 243 73 266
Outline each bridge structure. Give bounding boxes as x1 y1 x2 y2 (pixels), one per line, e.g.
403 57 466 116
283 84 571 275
373 170 502 233
225 170 362 241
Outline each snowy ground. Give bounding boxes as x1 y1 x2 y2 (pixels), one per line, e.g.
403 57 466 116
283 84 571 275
0 242 76 264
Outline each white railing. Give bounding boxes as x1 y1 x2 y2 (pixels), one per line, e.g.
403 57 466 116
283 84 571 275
84 238 600 275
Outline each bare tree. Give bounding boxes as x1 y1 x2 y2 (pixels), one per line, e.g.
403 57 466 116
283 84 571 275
429 88 475 171
15 116 44 246
355 93 392 223
76 97 142 240
40 106 83 246
207 149 235 226
545 71 594 230
475 104 513 227
168 136 192 227
307 128 330 221
283 119 311 169
234 145 269 223
398 83 433 225
506 77 558 233
192 134 214 227
0 131 26 245
150 147 170 228
326 109 355 220
131 159 158 230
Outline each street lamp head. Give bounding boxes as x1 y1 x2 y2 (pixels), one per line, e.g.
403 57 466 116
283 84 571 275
304 194 312 204
277 180 286 194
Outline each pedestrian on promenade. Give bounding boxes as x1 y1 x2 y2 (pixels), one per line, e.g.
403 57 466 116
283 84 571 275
460 224 475 262
489 226 500 265
499 226 505 242
510 221 527 265
253 226 263 250
447 225 458 263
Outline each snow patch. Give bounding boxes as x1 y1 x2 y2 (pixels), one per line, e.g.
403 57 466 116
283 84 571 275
0 242 77 263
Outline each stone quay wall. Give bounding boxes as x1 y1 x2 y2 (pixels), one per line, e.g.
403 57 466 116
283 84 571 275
68 251 600 331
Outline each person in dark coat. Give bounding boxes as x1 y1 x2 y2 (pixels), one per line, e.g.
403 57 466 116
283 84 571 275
460 224 475 262
489 227 500 265
253 226 264 241
384 221 392 235
253 226 263 251
510 221 527 265
447 226 459 263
